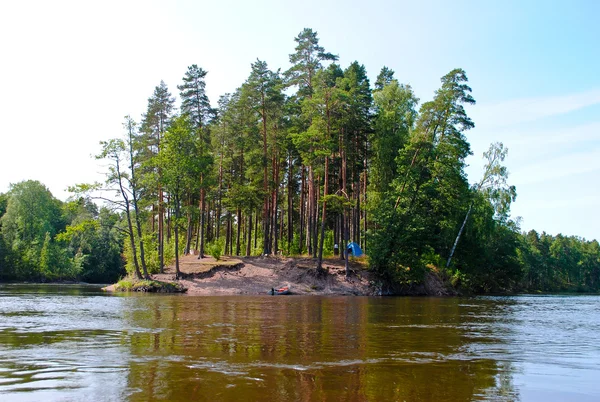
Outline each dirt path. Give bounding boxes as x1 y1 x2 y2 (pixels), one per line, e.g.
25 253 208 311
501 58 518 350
152 254 374 296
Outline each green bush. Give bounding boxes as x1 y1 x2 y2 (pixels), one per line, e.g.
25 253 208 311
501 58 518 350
206 240 223 260
116 279 133 290
115 278 186 292
323 230 334 257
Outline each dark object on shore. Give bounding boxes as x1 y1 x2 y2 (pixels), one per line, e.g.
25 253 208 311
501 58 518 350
270 285 290 295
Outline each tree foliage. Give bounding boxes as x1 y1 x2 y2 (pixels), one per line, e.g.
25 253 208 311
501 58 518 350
2 29 598 294
0 182 124 282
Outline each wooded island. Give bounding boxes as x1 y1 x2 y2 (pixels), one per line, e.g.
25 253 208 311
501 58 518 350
1 29 598 294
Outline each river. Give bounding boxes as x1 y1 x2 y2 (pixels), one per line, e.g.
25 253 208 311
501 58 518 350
0 285 598 401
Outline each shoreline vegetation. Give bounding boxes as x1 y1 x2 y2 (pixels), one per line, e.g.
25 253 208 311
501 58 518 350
1 28 599 295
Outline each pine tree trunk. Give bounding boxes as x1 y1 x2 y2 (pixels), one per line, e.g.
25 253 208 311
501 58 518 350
236 208 241 256
166 195 171 243
200 187 206 259
334 215 339 255
225 212 232 256
355 181 360 247
272 156 279 255
158 187 164 273
262 98 269 256
151 204 156 232
185 210 193 255
206 201 212 243
122 196 142 279
344 209 349 276
263 199 270 255
194 217 200 252
313 173 319 259
363 159 368 253
308 166 315 256
174 199 180 279
126 208 143 280
341 141 348 260
272 192 278 255
299 166 305 253
217 152 223 240
246 212 252 257
317 156 329 270
280 200 285 243
287 153 293 254
254 209 258 249
129 177 148 277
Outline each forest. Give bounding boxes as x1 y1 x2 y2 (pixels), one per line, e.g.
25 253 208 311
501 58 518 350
1 28 599 293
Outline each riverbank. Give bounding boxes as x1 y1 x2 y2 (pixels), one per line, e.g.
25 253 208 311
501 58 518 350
104 254 376 295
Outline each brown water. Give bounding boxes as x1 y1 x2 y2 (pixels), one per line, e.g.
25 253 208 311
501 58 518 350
0 285 599 401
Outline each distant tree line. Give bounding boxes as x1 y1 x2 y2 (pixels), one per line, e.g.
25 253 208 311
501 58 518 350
1 28 599 292
0 181 124 283
518 230 600 292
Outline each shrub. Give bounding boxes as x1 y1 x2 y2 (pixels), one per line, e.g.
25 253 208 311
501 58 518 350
206 241 223 260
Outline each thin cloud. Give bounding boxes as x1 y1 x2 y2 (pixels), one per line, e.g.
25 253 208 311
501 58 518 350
519 195 600 210
506 121 600 146
511 148 600 186
471 121 600 164
471 88 600 129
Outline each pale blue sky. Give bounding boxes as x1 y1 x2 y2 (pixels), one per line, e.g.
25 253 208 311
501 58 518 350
1 0 598 240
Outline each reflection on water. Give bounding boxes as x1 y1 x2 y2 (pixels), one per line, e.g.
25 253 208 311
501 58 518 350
0 285 599 401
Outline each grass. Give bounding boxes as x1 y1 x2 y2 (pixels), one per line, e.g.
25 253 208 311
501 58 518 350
115 277 187 293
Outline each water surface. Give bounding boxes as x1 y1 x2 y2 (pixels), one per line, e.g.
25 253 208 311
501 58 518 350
0 284 598 401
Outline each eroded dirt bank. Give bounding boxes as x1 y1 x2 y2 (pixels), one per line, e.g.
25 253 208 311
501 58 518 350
152 254 374 296
104 254 457 296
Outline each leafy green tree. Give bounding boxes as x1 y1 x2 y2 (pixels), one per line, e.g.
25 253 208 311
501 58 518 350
178 64 213 146
1 181 64 247
371 78 418 194
295 66 347 269
74 137 149 279
370 69 475 285
39 231 79 281
0 233 7 279
286 28 338 256
159 115 203 278
1 181 65 278
339 61 373 252
178 65 214 258
57 201 124 283
0 192 8 217
452 193 522 293
123 116 150 277
517 233 600 292
211 93 235 243
285 28 338 97
139 80 176 272
446 142 517 267
374 66 395 90
517 230 545 290
212 89 253 255
243 59 284 255
0 192 9 278
1 184 124 282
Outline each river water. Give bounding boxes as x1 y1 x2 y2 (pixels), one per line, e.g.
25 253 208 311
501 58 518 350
0 285 598 401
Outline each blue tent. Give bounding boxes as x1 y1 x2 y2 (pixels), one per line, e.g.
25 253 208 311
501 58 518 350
347 242 363 257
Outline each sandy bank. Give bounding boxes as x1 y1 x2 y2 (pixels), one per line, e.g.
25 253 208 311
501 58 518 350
106 254 375 296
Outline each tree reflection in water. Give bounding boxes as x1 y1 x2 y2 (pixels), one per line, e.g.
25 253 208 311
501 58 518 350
122 296 519 401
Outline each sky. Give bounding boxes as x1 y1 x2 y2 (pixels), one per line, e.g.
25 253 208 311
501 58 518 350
1 0 599 240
